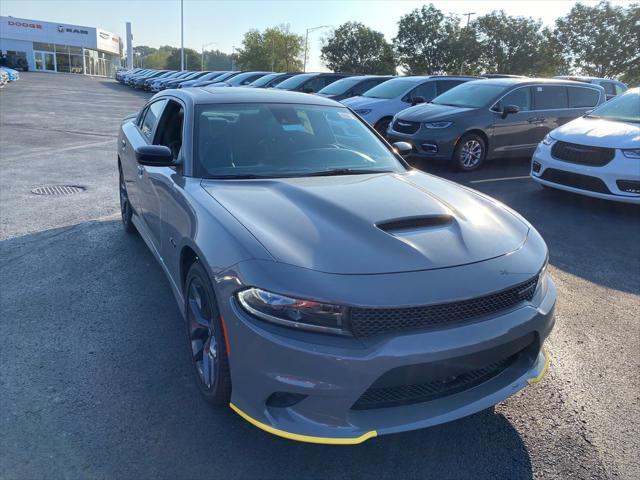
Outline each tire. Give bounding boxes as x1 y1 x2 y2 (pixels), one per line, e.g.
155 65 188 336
185 261 231 405
374 117 392 138
118 166 137 234
453 133 486 171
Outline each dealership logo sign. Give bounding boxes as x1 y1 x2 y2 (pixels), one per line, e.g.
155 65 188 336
7 20 42 29
99 32 110 39
58 25 89 35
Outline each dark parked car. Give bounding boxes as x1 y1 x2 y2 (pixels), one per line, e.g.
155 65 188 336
247 72 300 88
387 78 606 170
117 87 554 444
316 75 394 101
274 72 354 93
554 76 627 101
189 71 241 87
205 71 272 88
163 71 211 90
179 71 228 89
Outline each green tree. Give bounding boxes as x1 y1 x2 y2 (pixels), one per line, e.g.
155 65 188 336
393 4 463 74
237 25 304 71
165 48 200 70
555 1 639 80
474 11 560 76
320 22 396 74
144 49 172 69
204 49 233 70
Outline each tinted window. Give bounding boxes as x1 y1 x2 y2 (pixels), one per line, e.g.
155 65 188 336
362 78 420 99
354 78 388 95
600 81 616 95
140 100 167 140
318 77 362 95
568 87 600 107
194 104 403 178
533 85 568 109
408 81 437 101
614 83 627 95
436 80 467 95
433 82 507 108
249 73 282 87
499 87 532 111
303 76 325 93
275 73 315 90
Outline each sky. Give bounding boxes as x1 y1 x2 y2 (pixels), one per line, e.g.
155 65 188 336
0 0 631 71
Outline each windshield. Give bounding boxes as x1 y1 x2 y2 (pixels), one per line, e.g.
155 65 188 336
194 103 404 178
210 71 238 82
318 77 362 95
432 82 507 108
275 74 314 90
249 73 281 87
362 78 419 99
200 71 224 81
228 72 267 86
587 90 639 123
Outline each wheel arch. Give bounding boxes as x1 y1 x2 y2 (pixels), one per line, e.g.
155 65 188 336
460 129 490 153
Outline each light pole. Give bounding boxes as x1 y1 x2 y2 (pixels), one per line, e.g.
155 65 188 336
303 25 329 72
180 0 184 70
201 42 217 71
459 12 476 75
230 45 238 70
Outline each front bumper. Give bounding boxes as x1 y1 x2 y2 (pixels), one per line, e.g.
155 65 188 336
386 124 459 160
531 141 640 204
218 259 556 444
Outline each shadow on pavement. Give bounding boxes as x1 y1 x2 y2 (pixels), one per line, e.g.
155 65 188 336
0 219 533 480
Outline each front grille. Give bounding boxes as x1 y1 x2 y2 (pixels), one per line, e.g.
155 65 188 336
541 168 611 194
352 354 516 410
551 141 615 167
392 119 420 134
349 276 538 338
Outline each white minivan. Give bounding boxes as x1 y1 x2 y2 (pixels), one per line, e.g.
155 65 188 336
531 88 640 204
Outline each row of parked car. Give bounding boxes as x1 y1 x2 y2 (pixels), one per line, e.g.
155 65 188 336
116 67 637 203
0 66 20 88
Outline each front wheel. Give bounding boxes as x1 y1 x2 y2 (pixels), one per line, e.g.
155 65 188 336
453 134 486 171
119 167 136 234
185 261 231 405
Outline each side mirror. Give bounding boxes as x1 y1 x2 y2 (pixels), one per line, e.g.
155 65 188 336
135 145 174 166
392 141 412 156
501 104 519 118
302 87 315 94
411 96 426 105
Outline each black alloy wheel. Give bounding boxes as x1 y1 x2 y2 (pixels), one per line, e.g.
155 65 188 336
185 261 231 405
119 167 136 234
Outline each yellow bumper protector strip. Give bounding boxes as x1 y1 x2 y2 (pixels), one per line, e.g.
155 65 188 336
229 403 377 445
527 348 550 385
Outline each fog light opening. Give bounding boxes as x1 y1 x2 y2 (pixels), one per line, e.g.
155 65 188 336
266 392 308 408
532 161 541 174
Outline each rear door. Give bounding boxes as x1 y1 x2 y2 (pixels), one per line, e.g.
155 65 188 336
532 84 569 141
490 86 537 156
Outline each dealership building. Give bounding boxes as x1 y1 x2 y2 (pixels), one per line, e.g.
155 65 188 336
0 16 122 77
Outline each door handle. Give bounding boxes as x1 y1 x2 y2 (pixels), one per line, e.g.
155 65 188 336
528 117 545 124
137 165 145 177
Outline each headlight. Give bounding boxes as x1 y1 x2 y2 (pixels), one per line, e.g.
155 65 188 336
541 133 555 146
534 254 550 298
424 121 452 129
354 109 372 115
237 288 349 336
622 149 640 159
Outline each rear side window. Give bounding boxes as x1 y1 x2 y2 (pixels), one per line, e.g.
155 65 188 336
614 83 627 95
600 82 616 96
500 87 532 111
568 87 600 107
352 78 381 96
533 86 568 109
408 81 437 102
139 99 167 140
436 80 466 95
303 76 325 93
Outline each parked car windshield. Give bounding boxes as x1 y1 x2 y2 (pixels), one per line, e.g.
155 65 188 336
210 71 238 82
227 72 268 86
249 73 282 87
586 90 639 123
362 78 419 99
318 77 363 95
431 82 507 108
274 74 315 90
194 103 404 178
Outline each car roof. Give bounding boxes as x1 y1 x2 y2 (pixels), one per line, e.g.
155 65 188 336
470 77 604 88
163 86 345 106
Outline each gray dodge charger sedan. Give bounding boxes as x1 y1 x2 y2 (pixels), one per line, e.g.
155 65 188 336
117 87 555 444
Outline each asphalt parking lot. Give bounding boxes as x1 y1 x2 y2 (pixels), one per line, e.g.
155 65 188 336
1 73 638 480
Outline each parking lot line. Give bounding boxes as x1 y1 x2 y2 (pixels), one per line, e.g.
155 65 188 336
469 175 531 184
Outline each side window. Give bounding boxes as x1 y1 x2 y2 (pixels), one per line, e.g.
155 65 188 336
153 100 184 160
139 100 167 141
322 76 341 88
303 76 324 92
408 81 437 102
499 87 532 111
600 81 616 96
568 87 600 108
533 85 568 110
436 80 465 96
614 83 627 95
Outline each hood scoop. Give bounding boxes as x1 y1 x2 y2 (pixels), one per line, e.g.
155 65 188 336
377 215 453 234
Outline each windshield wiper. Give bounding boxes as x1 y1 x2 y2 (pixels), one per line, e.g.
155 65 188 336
303 168 394 177
208 174 276 179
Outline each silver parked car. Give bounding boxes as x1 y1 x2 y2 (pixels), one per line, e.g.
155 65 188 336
118 87 555 444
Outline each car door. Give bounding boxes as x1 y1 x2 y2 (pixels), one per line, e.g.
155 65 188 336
490 86 537 156
533 85 570 138
134 98 168 248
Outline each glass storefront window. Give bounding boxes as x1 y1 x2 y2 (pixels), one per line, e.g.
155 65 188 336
70 55 83 74
33 42 55 52
56 51 70 72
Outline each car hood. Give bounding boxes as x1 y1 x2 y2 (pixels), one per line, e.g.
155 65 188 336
397 103 473 122
341 96 388 109
201 171 529 274
551 116 640 149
